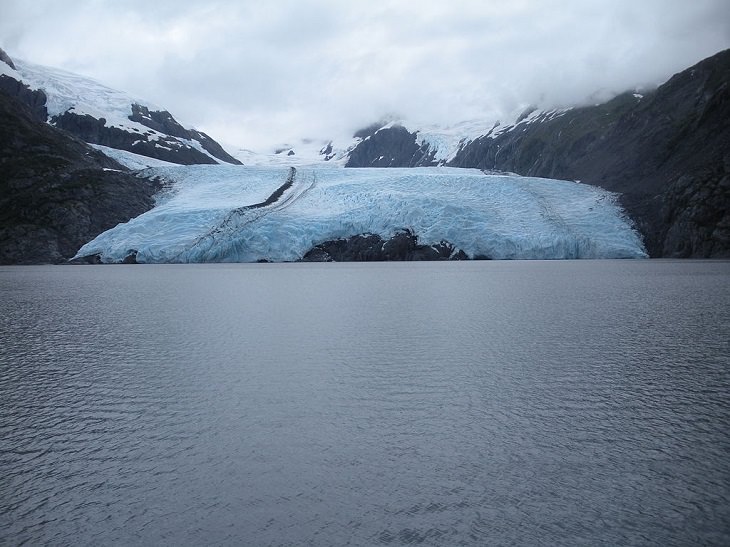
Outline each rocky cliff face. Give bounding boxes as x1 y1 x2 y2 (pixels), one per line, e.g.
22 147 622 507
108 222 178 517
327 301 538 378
48 105 242 166
347 50 730 258
346 125 435 167
0 74 48 123
50 109 225 166
0 90 160 264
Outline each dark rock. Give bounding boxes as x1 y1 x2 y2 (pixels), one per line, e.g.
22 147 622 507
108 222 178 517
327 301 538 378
121 251 138 264
320 142 333 158
302 233 388 261
0 74 48 122
311 233 385 261
381 230 417 259
346 125 437 167
300 247 333 262
301 229 467 261
0 47 16 69
128 103 242 165
0 88 160 264
51 110 219 165
129 103 190 139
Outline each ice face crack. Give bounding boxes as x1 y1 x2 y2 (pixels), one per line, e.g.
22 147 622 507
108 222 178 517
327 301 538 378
176 167 319 262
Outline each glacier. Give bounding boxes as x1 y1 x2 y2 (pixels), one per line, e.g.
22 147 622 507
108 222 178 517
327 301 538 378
73 166 647 263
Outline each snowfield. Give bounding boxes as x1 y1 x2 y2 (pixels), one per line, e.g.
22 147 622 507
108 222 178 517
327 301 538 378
9 59 232 164
74 166 647 263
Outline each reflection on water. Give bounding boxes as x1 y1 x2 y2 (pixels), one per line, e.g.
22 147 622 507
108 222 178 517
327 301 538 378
1 261 729 545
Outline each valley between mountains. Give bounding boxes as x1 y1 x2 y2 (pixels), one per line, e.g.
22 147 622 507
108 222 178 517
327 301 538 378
1 47 728 264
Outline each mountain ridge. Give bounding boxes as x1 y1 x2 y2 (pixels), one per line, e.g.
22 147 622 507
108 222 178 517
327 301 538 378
345 49 730 257
1 47 727 263
0 51 241 166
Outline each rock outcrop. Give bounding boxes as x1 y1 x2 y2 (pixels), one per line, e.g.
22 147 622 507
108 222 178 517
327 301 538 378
0 89 160 264
50 109 223 165
346 125 435 168
301 230 467 261
0 47 48 122
128 104 241 164
0 75 48 123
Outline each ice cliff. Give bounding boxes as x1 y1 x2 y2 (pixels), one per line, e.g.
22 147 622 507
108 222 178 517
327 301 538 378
74 166 647 263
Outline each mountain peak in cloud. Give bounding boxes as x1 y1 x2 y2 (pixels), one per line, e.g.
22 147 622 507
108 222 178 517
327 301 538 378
1 0 728 149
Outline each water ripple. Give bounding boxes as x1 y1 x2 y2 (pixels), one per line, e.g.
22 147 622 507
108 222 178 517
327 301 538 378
1 261 729 546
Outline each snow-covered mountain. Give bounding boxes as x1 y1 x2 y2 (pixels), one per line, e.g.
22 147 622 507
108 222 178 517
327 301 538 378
2 46 727 263
0 52 240 166
74 165 646 263
224 106 569 168
341 110 571 168
226 115 541 168
230 138 352 167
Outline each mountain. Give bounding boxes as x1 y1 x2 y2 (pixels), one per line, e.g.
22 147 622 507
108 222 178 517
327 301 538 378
0 49 241 166
345 50 730 258
2 48 726 264
0 83 159 264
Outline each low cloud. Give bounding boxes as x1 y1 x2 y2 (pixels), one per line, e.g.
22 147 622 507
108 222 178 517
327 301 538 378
2 0 728 149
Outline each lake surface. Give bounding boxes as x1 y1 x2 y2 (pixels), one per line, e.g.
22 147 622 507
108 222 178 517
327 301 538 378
1 261 728 546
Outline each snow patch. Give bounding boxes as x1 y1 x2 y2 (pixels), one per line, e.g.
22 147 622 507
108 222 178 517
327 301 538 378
230 136 355 167
0 59 23 81
90 145 180 169
13 59 160 127
11 58 231 165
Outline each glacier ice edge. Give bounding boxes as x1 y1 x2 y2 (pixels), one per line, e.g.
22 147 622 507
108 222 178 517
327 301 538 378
73 166 648 263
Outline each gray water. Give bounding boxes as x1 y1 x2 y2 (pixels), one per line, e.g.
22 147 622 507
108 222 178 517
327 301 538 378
1 261 728 546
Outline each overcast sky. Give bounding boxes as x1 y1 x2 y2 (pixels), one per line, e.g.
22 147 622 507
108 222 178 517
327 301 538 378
1 0 729 149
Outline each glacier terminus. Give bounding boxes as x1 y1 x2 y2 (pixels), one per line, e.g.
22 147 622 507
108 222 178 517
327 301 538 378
74 165 647 263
